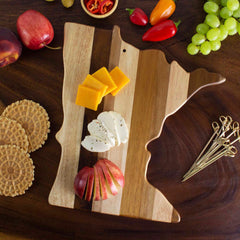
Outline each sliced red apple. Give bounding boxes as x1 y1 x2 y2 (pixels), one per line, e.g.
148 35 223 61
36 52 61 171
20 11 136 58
103 158 125 188
96 159 119 196
74 159 125 201
74 166 91 199
93 166 101 201
85 168 94 201
95 163 109 200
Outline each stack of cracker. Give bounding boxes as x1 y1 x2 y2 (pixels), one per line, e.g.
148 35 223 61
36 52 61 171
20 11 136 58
0 100 50 197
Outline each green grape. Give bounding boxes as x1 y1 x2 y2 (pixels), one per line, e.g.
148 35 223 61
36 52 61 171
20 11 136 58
204 2 219 13
206 28 221 40
208 0 221 4
224 17 237 30
221 0 228 6
220 7 233 18
200 41 212 55
196 23 210 34
192 33 206 45
187 43 199 55
237 23 240 35
233 7 240 17
210 40 221 51
237 22 240 34
218 24 229 40
215 9 220 16
227 0 239 11
228 27 238 35
205 14 220 28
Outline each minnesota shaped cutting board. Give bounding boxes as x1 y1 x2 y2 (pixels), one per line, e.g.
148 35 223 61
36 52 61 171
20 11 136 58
48 22 225 223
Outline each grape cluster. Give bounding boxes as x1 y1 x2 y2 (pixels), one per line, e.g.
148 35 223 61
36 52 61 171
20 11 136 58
187 0 240 55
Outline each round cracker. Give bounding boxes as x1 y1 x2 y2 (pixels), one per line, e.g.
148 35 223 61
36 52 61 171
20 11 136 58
0 116 29 152
0 145 34 197
2 100 50 152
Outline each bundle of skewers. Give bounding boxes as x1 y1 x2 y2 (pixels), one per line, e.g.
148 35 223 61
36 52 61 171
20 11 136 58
182 116 240 182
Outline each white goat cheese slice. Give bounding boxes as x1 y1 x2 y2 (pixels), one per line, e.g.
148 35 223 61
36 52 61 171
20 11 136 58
97 112 121 146
87 119 115 147
81 135 111 152
109 111 129 143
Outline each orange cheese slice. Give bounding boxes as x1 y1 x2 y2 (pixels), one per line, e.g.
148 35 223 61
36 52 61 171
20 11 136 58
109 67 130 96
82 74 108 103
92 67 117 96
75 85 101 111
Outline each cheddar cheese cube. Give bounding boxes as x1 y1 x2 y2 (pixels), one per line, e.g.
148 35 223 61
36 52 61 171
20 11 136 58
75 85 101 111
82 74 108 103
109 67 130 96
92 67 117 95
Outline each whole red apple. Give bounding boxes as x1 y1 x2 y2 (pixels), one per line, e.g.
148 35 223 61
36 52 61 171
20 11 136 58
17 10 54 50
0 27 22 67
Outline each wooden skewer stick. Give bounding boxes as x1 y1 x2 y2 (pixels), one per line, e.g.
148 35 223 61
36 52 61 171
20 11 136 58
182 116 239 182
183 122 220 178
182 146 236 182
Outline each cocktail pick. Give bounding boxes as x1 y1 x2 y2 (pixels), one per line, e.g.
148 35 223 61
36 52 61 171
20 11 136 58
182 116 240 182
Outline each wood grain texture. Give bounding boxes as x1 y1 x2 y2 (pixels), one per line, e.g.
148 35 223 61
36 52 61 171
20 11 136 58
0 233 31 240
0 100 5 114
1 0 240 239
147 83 240 225
119 49 175 222
48 23 225 223
48 23 95 208
92 26 140 216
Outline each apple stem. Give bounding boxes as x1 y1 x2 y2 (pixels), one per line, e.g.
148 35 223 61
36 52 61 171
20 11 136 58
43 43 62 50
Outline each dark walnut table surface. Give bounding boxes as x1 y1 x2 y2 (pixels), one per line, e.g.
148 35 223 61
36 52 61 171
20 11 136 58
1 0 240 239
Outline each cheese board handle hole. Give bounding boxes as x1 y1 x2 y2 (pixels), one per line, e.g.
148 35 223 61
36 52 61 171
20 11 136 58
123 49 126 53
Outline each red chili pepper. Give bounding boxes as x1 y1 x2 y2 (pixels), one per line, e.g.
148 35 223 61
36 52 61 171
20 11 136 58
100 0 114 14
86 0 101 14
126 8 148 26
142 19 181 42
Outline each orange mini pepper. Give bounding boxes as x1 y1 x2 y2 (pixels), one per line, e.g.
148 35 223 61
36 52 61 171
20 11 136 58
150 0 176 25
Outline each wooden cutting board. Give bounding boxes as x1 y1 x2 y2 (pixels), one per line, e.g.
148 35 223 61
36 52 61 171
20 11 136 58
48 22 225 223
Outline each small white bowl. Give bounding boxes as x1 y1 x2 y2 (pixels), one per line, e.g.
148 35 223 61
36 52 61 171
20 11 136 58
80 0 118 19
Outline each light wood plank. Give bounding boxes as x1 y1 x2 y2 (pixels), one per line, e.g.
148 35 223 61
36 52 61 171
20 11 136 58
48 23 95 208
165 61 190 116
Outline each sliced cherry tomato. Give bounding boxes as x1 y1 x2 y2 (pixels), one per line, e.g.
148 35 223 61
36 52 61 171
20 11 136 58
100 0 114 14
86 0 101 14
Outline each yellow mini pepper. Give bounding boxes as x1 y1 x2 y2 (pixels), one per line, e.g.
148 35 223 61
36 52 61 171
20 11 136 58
150 0 176 26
